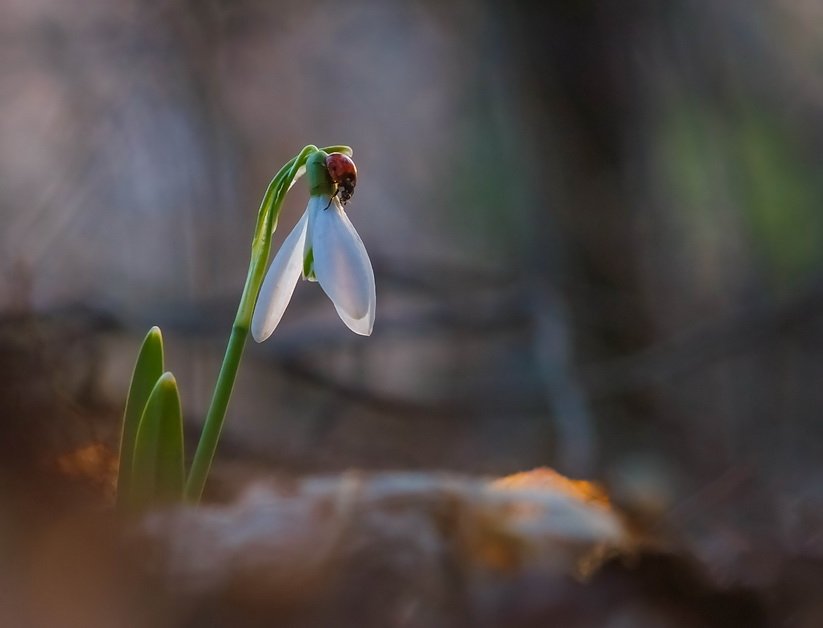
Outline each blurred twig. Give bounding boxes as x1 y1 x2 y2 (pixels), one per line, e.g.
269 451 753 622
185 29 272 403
581 276 823 397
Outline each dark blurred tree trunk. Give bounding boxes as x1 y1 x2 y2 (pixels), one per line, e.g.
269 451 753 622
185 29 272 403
500 2 661 446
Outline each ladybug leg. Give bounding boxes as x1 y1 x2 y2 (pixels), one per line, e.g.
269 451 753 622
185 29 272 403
324 186 337 211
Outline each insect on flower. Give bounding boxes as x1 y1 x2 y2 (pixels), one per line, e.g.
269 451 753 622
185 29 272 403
252 150 375 340
325 152 357 207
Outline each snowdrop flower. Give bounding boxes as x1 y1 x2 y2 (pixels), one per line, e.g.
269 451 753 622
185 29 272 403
251 151 375 341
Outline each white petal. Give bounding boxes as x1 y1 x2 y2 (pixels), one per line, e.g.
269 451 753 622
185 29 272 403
311 197 376 335
303 195 328 261
251 210 309 342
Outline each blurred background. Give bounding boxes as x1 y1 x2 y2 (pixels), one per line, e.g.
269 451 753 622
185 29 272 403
2 0 823 616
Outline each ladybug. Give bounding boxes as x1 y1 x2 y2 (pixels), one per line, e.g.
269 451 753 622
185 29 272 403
325 152 357 207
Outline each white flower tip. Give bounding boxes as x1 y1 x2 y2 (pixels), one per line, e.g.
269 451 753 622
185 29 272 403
335 304 375 336
250 318 271 343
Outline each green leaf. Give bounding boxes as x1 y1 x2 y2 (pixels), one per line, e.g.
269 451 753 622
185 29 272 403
320 144 352 157
116 326 164 508
129 372 185 512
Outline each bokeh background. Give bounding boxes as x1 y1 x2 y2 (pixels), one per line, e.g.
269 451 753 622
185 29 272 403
3 0 823 618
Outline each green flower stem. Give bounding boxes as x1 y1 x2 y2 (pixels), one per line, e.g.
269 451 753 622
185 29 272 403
184 144 350 502
183 324 245 502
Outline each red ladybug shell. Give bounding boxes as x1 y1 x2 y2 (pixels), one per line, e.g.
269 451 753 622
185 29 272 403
326 152 357 181
325 153 357 205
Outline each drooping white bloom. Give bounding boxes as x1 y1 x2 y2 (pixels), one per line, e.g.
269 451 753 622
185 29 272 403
251 194 376 341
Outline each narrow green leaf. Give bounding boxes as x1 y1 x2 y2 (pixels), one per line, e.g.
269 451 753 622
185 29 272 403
116 326 164 508
320 144 352 156
129 372 185 512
